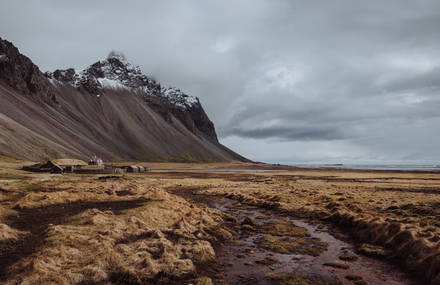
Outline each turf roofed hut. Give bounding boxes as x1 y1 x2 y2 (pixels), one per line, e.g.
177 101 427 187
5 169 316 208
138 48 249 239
51 159 88 173
123 165 139 173
22 159 87 173
121 165 147 173
31 160 64 173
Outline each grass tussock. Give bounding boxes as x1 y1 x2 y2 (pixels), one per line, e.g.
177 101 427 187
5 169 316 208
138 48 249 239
0 223 26 242
1 163 440 283
328 211 440 282
0 176 227 284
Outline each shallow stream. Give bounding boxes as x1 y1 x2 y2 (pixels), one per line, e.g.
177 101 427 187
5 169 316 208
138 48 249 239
210 197 417 285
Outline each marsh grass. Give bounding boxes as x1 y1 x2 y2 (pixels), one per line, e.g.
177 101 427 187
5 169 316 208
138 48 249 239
257 235 328 256
258 219 310 237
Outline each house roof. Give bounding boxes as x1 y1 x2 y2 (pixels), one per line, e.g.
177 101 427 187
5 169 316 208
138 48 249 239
51 159 88 166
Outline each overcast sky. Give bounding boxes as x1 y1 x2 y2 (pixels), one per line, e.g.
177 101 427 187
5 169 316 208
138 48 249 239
1 0 440 164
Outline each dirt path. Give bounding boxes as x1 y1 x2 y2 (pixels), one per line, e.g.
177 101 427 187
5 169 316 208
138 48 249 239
169 187 417 285
0 199 149 280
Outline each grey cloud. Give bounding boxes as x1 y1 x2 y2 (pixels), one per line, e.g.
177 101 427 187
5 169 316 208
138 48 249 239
224 126 345 141
1 0 440 162
380 67 440 94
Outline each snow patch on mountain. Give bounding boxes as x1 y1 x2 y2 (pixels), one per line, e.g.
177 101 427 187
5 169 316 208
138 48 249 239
45 54 199 109
162 87 199 108
97 78 129 90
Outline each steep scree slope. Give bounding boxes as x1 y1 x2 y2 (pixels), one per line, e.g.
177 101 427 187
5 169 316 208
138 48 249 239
0 38 246 162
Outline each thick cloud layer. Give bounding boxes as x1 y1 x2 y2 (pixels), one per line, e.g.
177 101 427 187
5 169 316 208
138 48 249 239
1 0 439 163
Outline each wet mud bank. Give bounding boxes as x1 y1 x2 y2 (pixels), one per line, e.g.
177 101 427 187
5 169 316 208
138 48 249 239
0 199 149 279
170 187 417 285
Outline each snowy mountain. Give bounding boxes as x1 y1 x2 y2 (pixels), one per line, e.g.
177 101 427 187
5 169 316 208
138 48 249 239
45 52 199 111
0 37 246 162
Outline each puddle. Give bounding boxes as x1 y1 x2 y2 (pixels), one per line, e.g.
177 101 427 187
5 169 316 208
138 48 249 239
211 198 416 285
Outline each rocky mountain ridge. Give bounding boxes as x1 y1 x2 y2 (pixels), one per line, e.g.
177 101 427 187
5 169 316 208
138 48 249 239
0 38 56 104
0 37 245 161
45 52 197 109
44 50 219 143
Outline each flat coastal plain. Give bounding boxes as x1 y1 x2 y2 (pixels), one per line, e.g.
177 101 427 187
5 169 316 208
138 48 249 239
0 159 439 284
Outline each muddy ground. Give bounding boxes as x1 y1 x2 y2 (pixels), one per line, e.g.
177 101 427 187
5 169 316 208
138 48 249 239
0 161 439 284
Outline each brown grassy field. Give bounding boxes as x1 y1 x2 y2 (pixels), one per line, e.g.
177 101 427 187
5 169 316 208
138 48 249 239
0 160 439 284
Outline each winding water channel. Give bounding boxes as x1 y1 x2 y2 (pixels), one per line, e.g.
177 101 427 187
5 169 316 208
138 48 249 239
205 196 416 285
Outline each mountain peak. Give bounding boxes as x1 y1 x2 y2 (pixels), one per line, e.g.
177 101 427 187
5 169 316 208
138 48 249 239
45 53 199 110
0 37 246 161
107 50 127 62
0 37 57 103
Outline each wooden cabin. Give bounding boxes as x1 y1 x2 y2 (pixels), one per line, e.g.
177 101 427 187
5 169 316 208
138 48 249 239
120 165 148 173
52 159 88 172
23 159 87 173
123 165 139 173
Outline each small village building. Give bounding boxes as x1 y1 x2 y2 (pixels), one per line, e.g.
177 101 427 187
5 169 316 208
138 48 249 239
124 165 139 173
113 168 125 174
88 155 104 166
116 165 149 173
22 159 88 173
52 159 88 172
39 161 63 173
76 164 105 173
49 164 64 174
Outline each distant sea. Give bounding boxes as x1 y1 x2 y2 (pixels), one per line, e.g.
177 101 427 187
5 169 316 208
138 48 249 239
284 163 440 171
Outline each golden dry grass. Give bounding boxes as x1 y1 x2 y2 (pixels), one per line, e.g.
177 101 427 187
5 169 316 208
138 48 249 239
0 161 440 283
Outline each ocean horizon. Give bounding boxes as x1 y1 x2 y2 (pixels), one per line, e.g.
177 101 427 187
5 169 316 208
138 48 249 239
280 162 440 171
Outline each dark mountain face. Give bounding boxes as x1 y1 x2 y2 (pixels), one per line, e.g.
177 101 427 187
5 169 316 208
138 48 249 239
0 37 246 162
0 38 56 104
45 51 219 143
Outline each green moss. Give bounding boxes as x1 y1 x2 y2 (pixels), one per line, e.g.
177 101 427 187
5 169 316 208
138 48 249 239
258 236 290 253
259 220 310 237
256 236 328 256
255 256 280 265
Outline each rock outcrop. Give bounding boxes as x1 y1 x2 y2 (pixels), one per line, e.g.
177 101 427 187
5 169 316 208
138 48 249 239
0 38 56 104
